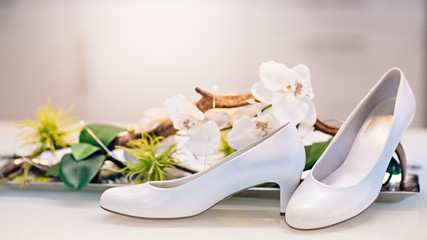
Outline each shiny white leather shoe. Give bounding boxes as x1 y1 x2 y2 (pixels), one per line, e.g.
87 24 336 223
285 68 416 230
100 124 305 219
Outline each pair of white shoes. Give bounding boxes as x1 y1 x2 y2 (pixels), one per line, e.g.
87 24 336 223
100 68 416 230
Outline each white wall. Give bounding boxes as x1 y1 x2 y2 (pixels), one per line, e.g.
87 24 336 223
0 0 425 126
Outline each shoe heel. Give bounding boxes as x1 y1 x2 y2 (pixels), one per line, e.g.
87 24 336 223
276 178 301 216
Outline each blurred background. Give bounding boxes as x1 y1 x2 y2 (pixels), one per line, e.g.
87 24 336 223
0 0 425 127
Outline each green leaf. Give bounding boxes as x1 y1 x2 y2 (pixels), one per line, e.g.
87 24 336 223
46 165 60 177
386 157 402 175
71 142 102 161
79 124 125 148
59 153 106 191
304 139 332 171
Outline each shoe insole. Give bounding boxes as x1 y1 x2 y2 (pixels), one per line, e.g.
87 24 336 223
321 98 395 187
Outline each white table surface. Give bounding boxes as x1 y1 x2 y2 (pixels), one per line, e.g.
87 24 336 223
0 121 426 240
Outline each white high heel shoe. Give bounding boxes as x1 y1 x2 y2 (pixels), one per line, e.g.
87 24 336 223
285 68 416 229
100 124 305 219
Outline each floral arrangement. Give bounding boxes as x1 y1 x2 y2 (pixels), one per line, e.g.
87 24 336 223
1 61 401 191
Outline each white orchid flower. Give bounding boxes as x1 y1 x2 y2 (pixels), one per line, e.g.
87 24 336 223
251 61 316 127
227 102 281 150
164 94 205 135
164 94 223 156
139 108 168 132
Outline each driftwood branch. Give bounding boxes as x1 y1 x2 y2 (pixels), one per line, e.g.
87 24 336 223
193 87 256 112
314 119 339 135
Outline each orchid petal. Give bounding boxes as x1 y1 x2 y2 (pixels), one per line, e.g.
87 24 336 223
204 110 230 129
302 86 315 100
227 105 257 124
227 116 259 150
257 112 282 130
185 125 200 136
298 125 316 145
185 121 220 156
174 146 198 168
165 94 204 121
139 118 159 133
139 108 168 132
259 61 296 92
251 81 274 104
164 95 185 123
253 102 263 117
292 64 314 99
299 97 317 127
292 64 311 86
188 105 204 121
156 135 180 156
164 94 204 130
272 93 308 126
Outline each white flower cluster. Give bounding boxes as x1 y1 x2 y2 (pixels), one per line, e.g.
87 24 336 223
139 61 317 159
228 61 316 149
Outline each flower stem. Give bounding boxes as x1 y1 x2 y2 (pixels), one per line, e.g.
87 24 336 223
261 104 272 113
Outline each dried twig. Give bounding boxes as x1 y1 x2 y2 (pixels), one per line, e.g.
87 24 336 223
314 119 339 135
193 87 256 112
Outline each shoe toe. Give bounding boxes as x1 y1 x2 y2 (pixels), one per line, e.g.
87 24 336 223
285 178 380 229
285 178 347 229
100 186 128 213
285 193 327 230
100 184 150 216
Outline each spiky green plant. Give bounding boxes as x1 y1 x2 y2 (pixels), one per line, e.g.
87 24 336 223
116 133 181 183
16 97 79 158
12 97 79 186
